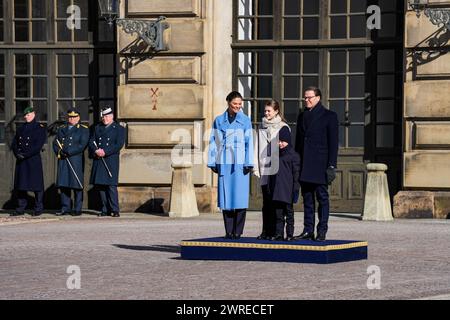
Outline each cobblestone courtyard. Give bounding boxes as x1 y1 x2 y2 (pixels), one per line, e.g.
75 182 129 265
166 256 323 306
0 212 449 300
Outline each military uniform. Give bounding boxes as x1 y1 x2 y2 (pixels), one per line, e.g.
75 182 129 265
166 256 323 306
11 107 47 216
89 107 125 217
52 109 89 215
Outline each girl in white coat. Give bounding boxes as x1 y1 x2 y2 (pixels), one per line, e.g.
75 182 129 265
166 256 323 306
253 100 289 240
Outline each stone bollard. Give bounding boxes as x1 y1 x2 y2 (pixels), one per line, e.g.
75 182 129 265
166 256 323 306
169 162 200 218
362 163 393 221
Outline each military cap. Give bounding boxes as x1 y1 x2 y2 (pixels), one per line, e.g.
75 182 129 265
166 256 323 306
23 106 34 115
67 108 80 117
100 106 113 117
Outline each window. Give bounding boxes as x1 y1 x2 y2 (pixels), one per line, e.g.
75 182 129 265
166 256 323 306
284 0 319 40
57 53 90 121
283 50 319 123
14 53 48 122
56 0 89 42
97 53 116 114
237 0 274 40
14 0 48 42
330 0 368 39
328 49 367 148
237 51 273 120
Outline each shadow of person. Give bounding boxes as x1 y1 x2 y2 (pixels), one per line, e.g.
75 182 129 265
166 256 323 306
112 244 180 254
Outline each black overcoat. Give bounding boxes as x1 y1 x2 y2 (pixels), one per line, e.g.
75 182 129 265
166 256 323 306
268 146 300 204
11 120 47 191
295 103 339 185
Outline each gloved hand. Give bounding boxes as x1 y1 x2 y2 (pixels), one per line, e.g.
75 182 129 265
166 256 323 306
326 166 336 185
243 166 253 175
60 149 69 159
253 169 260 178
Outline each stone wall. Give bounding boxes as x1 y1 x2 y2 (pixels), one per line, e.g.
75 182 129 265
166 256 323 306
115 0 232 213
397 1 450 217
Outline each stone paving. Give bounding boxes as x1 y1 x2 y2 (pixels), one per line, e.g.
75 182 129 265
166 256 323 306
0 211 449 300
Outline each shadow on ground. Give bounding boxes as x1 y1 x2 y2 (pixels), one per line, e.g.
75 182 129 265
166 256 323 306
113 244 180 253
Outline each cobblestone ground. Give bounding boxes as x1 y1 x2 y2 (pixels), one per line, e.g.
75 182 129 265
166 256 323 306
0 212 449 300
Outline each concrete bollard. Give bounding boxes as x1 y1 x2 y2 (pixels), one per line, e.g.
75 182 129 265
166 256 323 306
362 163 393 221
169 162 200 218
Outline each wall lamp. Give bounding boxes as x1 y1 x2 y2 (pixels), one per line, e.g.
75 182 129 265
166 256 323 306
408 0 450 31
97 0 169 51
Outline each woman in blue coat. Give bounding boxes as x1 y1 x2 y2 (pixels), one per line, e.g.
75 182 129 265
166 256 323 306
208 91 254 239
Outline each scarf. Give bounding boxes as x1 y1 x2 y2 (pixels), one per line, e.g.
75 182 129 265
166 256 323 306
261 115 287 140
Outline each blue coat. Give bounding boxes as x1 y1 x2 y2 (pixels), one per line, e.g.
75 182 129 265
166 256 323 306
11 120 47 191
89 122 125 186
52 123 89 189
295 103 339 185
208 111 254 210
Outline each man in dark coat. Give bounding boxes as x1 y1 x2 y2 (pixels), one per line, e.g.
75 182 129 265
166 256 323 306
53 108 89 216
294 87 339 241
10 106 47 216
89 106 125 217
267 126 300 241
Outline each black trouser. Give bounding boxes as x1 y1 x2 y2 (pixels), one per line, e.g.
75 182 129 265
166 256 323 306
274 201 294 238
16 190 44 213
60 187 83 213
260 184 276 237
222 209 246 236
301 182 329 235
97 185 120 214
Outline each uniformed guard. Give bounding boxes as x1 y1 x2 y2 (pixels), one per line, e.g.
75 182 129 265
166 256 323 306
89 106 125 217
10 106 47 216
52 108 89 216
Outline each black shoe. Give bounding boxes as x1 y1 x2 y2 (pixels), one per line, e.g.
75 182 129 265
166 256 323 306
315 233 326 241
56 211 67 216
98 212 108 217
32 211 42 217
233 234 241 240
112 212 120 217
286 236 296 241
224 233 233 239
71 212 82 216
270 235 284 241
294 231 315 240
10 211 24 217
256 233 267 240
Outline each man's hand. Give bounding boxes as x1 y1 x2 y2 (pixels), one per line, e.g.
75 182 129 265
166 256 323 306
243 166 253 175
210 166 218 174
326 166 336 185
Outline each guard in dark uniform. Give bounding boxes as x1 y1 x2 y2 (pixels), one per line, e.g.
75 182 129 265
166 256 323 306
89 106 125 217
10 106 47 216
53 108 89 216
